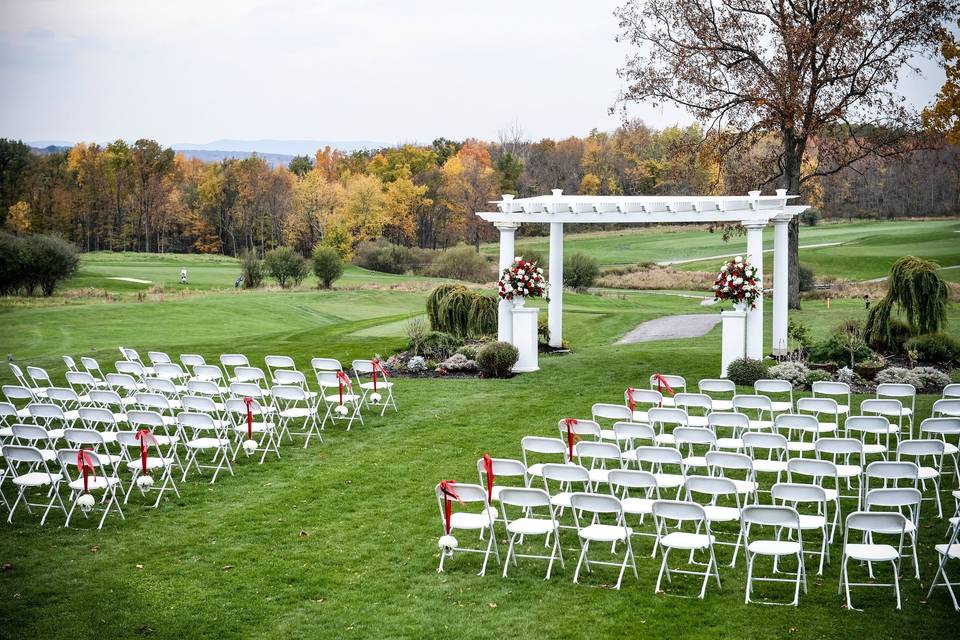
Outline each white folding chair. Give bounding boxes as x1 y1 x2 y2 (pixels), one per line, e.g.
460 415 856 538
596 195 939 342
876 383 916 436
574 440 623 486
26 403 72 437
46 386 88 412
540 462 592 526
185 379 228 409
674 393 713 427
845 415 898 459
126 409 181 467
434 481 499 576
921 417 960 483
839 511 907 610
812 381 851 418
154 362 189 387
569 492 637 589
934 398 960 419
120 347 155 375
62 355 80 373
625 387 663 422
520 436 566 480
78 407 124 443
233 366 272 396
2 385 35 419
634 446 687 502
220 353 250 383
796 397 842 437
787 458 842 541
116 429 180 507
557 418 600 461
861 398 908 437
927 520 960 611
706 451 757 504
648 407 688 446
80 357 109 385
685 475 744 566
732 394 775 430
776 412 828 457
674 426 717 473
11 423 59 460
115 360 148 385
225 396 280 463
147 351 172 366
105 373 141 399
608 469 658 546
272 385 322 447
771 482 831 574
476 456 527 506
62 428 122 469
26 366 54 397
613 421 656 463
178 412 234 483
650 373 685 406
498 487 563 579
815 437 865 511
592 402 634 440
65 371 101 398
896 438 945 517
192 364 230 393
708 411 751 451
2 444 66 524
865 487 922 579
56 448 123 529
651 500 720 598
316 372 363 431
743 432 789 489
698 378 736 411
741 505 806 606
180 353 207 371
144 377 183 406
754 379 794 414
352 359 397 416
265 355 298 380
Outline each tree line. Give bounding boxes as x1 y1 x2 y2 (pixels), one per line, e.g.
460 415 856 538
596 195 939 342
0 125 958 259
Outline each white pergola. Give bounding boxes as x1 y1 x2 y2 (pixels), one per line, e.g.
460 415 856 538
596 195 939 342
477 189 808 359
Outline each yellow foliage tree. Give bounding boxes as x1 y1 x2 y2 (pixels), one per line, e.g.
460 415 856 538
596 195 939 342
6 201 31 234
382 176 430 245
285 169 343 255
923 22 960 144
335 173 387 245
579 173 601 194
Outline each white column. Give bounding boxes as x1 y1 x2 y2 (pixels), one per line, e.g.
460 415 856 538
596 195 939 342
495 222 519 343
744 220 766 360
772 215 791 356
511 305 540 372
548 221 563 347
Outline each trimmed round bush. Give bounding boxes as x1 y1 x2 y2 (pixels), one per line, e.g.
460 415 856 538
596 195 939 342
312 245 343 288
22 233 80 296
563 253 600 291
726 357 768 386
240 249 263 289
905 333 960 365
476 341 519 378
263 246 309 288
767 361 809 387
430 244 492 282
798 264 815 292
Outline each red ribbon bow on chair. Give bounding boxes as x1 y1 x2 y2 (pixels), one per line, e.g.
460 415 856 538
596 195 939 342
135 428 158 475
243 396 254 439
626 387 636 413
371 358 387 392
481 454 495 503
439 480 463 534
653 373 675 396
76 449 96 492
562 418 580 461
336 371 351 406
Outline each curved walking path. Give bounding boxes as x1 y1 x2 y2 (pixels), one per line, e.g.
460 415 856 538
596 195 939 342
617 313 721 344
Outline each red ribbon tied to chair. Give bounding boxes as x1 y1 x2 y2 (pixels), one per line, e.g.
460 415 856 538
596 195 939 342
562 418 580 461
653 373 675 396
626 387 636 413
482 454 495 503
135 428 158 475
371 358 387 392
439 480 463 534
244 396 254 439
336 371 351 406
76 448 96 493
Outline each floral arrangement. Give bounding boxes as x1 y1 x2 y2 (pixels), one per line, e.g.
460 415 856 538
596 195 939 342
712 256 761 309
497 257 547 301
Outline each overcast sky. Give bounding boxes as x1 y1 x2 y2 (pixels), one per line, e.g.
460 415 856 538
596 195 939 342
0 0 948 147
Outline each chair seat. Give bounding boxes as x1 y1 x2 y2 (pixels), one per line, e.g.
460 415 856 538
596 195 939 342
770 401 792 413
752 459 788 473
450 508 497 530
13 472 61 487
280 408 316 419
526 463 545 478
711 400 733 411
234 422 274 433
68 476 120 491
359 381 393 390
687 416 709 428
588 469 611 484
654 433 675 446
186 437 229 449
660 531 713 550
507 517 558 536
918 466 939 480
579 523 630 542
653 472 684 489
942 442 958 456
682 456 708 468
935 543 960 560
621 497 654 515
845 543 899 562
749 540 802 556
599 429 617 441
797 514 827 530
716 437 743 450
0 426 13 438
152 435 179 446
125 456 173 471
836 464 862 478
324 394 360 403
551 492 574 508
704 505 740 522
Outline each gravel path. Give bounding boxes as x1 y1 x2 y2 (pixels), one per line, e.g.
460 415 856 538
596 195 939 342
616 313 721 344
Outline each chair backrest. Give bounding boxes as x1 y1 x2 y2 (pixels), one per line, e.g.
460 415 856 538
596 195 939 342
27 366 52 385
796 396 838 415
612 421 655 446
865 487 921 510
0 402 16 422
63 355 78 371
846 511 906 536
105 373 139 393
787 458 838 482
845 415 893 435
608 469 657 492
570 492 623 515
732 394 773 412
774 413 820 432
815 437 864 458
66 370 97 391
625 387 662 408
771 482 827 504
178 411 218 431
154 362 186 380
685 475 737 499
271 384 308 402
920 417 960 438
933 399 960 416
650 374 686 394
274 369 310 388
28 403 66 421
62 428 107 447
12 423 53 442
145 377 178 396
574 441 622 466
192 364 226 383
698 378 736 395
708 411 750 430
674 426 717 448
557 419 601 440
186 379 222 398
180 354 207 369
230 382 266 399
78 407 116 427
742 431 788 453
136 392 172 412
754 378 793 395
220 353 250 369
2 444 46 464
591 402 632 422
865 461 919 482
3 384 36 404
674 393 713 413
126 410 165 429
476 456 526 479
942 383 960 399
8 363 29 386
181 395 218 414
147 351 172 365
521 436 566 456
498 486 551 509
540 462 590 484
634 445 683 466
877 383 915 400
46 387 80 405
707 451 753 475
234 366 268 385
88 389 124 407
741 504 800 529
652 499 705 522
116 429 158 450
265 354 296 371
434 482 488 505
226 396 269 417
81 356 104 376
812 381 850 399
861 398 903 415
312 357 342 373
116 360 146 378
647 407 688 426
897 438 945 460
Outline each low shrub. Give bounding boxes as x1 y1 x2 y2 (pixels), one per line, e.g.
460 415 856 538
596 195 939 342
312 245 343 288
263 246 309 288
867 318 914 352
430 244 493 282
240 249 264 289
809 333 873 365
787 319 813 349
874 367 922 388
800 208 821 226
911 366 952 392
406 356 428 372
905 333 960 365
563 253 600 291
413 331 463 360
456 344 479 360
803 369 833 387
798 264 815 292
23 233 79 296
726 358 769 386
836 366 855 385
767 361 809 387
476 341 519 378
437 353 478 372
405 317 429 354
353 239 432 274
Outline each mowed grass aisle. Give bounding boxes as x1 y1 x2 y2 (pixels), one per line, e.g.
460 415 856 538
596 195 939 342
1 279 959 637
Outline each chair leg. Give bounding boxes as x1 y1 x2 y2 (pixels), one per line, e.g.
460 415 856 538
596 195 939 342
573 541 589 584
654 549 669 593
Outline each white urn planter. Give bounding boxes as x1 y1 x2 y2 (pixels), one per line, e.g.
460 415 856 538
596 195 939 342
720 306 747 377
510 298 539 373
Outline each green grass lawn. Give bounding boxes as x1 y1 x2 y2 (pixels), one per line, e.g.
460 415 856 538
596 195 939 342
1 256 959 639
483 219 960 282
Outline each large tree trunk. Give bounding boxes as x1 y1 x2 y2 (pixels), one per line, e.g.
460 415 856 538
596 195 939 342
780 130 805 310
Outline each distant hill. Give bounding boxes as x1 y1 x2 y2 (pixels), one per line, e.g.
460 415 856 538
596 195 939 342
173 149 295 167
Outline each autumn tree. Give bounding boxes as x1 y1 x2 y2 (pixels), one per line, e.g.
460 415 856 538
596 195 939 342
923 20 960 143
440 142 500 250
285 168 342 254
6 200 31 234
382 175 430 245
616 0 958 308
288 154 314 178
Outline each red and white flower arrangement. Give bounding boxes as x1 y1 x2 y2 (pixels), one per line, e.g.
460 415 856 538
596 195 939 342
712 255 761 309
497 257 547 301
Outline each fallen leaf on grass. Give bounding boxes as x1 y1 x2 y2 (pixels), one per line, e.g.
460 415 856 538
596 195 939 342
89 546 100 554
135 564 144 570
488 602 497 608
299 530 309 537
222 565 234 571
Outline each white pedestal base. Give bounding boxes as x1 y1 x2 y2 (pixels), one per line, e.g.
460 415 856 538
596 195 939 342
511 306 540 373
720 310 746 377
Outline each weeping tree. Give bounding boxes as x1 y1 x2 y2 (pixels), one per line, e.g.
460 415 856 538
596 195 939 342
865 256 949 349
426 284 465 331
467 294 498 338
